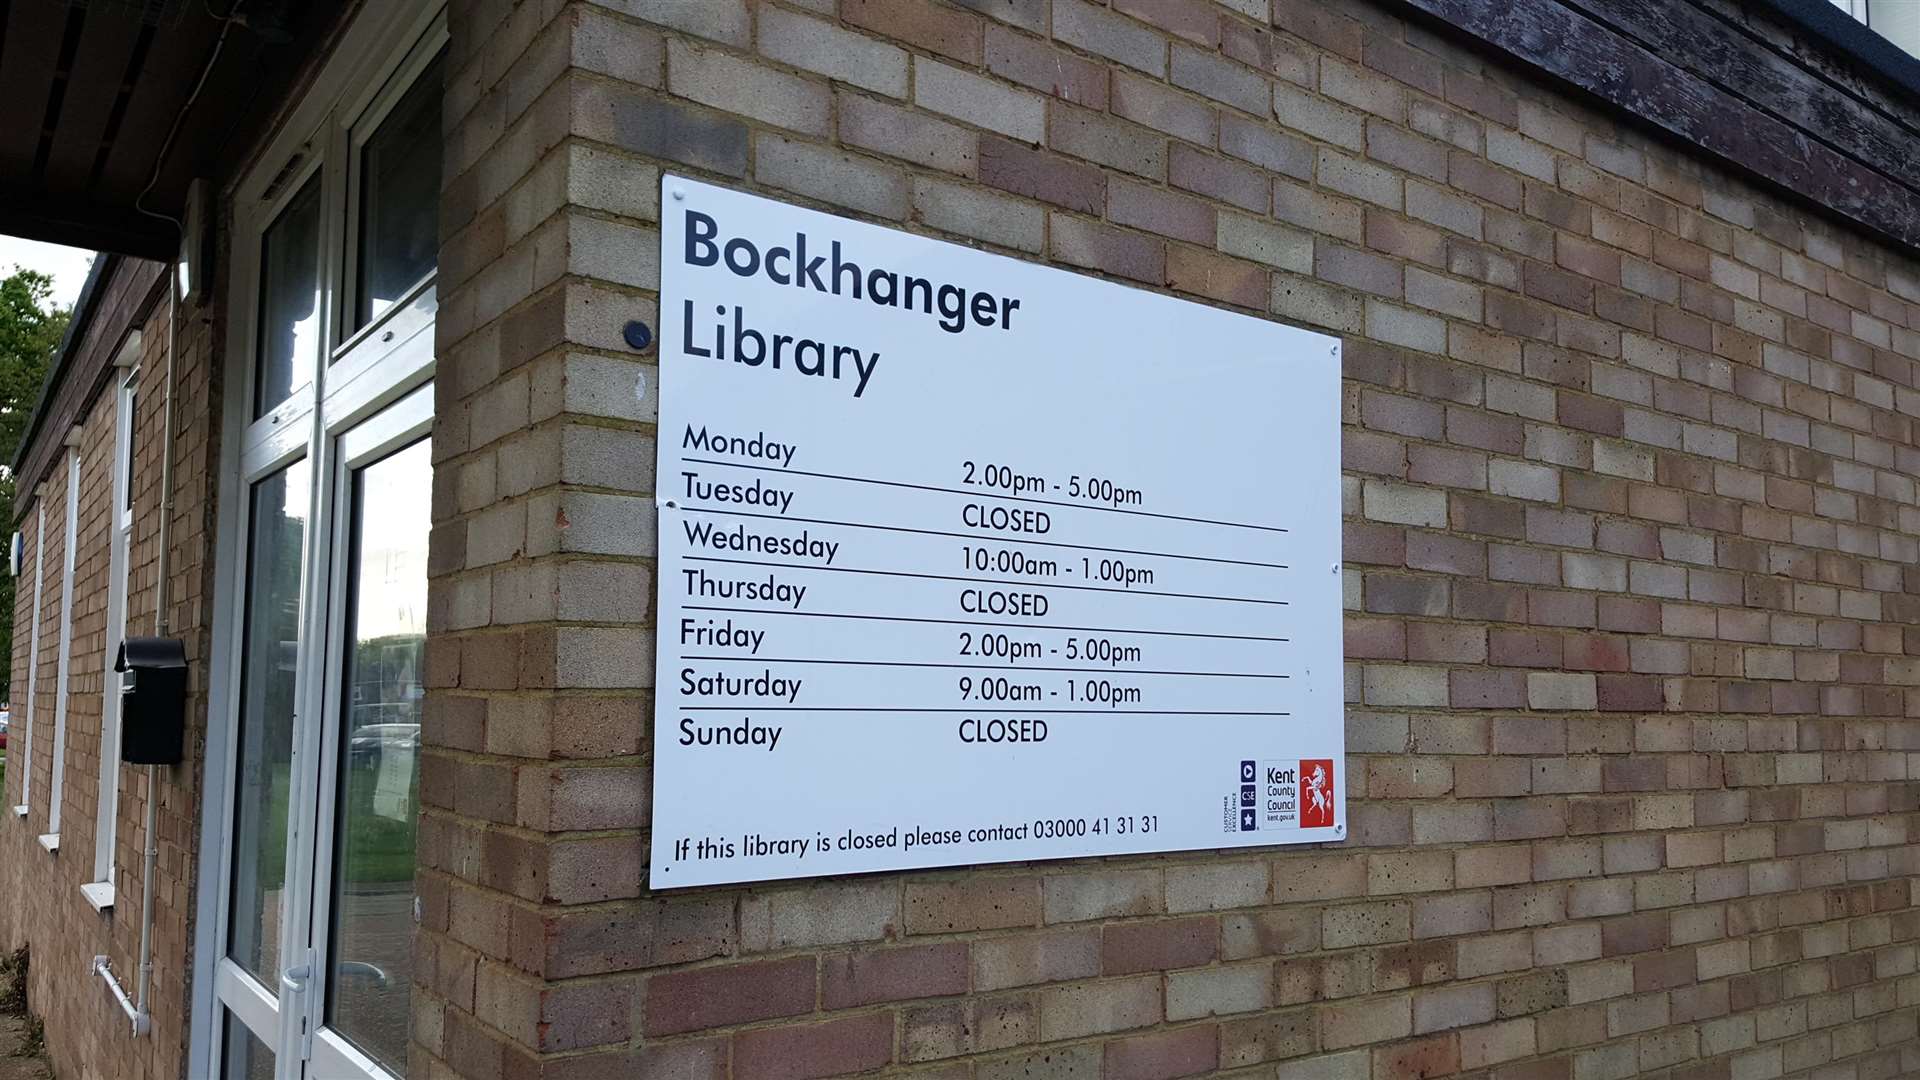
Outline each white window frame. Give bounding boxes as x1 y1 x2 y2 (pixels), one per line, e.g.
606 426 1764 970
86 352 142 910
13 502 44 817
189 2 444 1077
41 441 80 852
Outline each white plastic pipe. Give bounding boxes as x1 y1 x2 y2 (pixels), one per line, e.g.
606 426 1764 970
92 954 146 1036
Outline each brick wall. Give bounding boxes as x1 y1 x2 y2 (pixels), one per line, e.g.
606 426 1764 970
0 261 222 1080
422 1 1920 1079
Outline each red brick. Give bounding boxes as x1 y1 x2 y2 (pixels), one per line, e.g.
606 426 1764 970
1271 0 1364 59
1372 1033 1461 1079
1169 145 1269 212
844 0 981 63
985 23 1107 108
730 1012 896 1080
823 943 969 1008
1452 669 1527 709
979 136 1104 213
1103 917 1219 974
1051 214 1166 283
1109 179 1216 244
1103 1024 1220 1080
1596 674 1662 711
1166 246 1267 308
643 957 816 1036
906 877 1041 933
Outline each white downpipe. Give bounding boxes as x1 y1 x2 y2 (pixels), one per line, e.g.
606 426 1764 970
129 244 180 1038
97 251 175 1038
112 0 223 1041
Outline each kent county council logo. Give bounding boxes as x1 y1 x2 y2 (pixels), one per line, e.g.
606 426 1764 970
1298 759 1335 828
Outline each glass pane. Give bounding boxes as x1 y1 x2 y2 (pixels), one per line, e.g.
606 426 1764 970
121 380 137 518
1870 0 1920 54
222 1013 274 1080
326 438 430 1072
255 176 323 419
227 463 310 982
355 52 444 330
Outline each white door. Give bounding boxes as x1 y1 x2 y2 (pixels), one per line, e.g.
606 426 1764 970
197 6 445 1079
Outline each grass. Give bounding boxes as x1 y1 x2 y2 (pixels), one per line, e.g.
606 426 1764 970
254 755 416 892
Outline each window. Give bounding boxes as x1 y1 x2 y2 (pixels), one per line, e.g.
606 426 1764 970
1834 0 1920 56
41 448 79 851
353 52 443 331
1867 1 1920 55
13 504 43 817
87 365 140 908
225 464 308 983
253 178 322 420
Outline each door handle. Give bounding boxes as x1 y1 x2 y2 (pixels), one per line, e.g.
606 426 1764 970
280 963 314 1063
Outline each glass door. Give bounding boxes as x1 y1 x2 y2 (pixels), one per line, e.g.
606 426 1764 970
198 5 444 1080
305 396 431 1079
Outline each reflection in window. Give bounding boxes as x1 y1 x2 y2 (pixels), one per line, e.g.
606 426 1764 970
327 438 430 1073
222 1013 274 1080
227 463 309 983
255 178 322 419
356 52 444 330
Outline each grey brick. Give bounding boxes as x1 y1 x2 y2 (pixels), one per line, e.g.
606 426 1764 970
565 144 660 223
1273 81 1365 152
914 59 1046 143
566 213 660 290
1219 114 1313 180
622 0 749 47
560 425 655 493
579 83 749 177
1049 104 1167 180
839 92 978 176
911 177 1045 253
667 40 829 135
758 5 909 98
754 135 909 220
1217 213 1313 273
1170 44 1269 116
1053 0 1167 76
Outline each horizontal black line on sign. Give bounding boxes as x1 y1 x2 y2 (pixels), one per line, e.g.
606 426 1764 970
681 605 1293 643
681 655 1294 679
679 456 1293 535
678 506 1290 570
682 555 1292 606
677 707 1293 715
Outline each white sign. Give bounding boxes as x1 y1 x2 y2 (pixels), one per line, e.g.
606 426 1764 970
651 176 1343 887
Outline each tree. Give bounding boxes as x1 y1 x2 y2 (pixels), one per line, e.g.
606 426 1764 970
0 268 73 702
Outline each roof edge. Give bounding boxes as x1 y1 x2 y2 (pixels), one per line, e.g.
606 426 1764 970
1747 0 1920 99
11 252 121 485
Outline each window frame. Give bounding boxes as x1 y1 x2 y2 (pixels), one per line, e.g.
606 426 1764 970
13 502 44 818
86 358 143 910
189 2 445 1078
41 445 80 852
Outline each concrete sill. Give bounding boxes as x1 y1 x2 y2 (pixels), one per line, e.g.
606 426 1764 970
80 882 114 912
9 805 23 817
35 833 58 853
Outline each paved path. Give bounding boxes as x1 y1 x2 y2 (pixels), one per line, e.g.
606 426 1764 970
0 1014 51 1079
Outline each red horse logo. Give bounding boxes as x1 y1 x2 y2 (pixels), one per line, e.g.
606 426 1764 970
1299 760 1334 827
